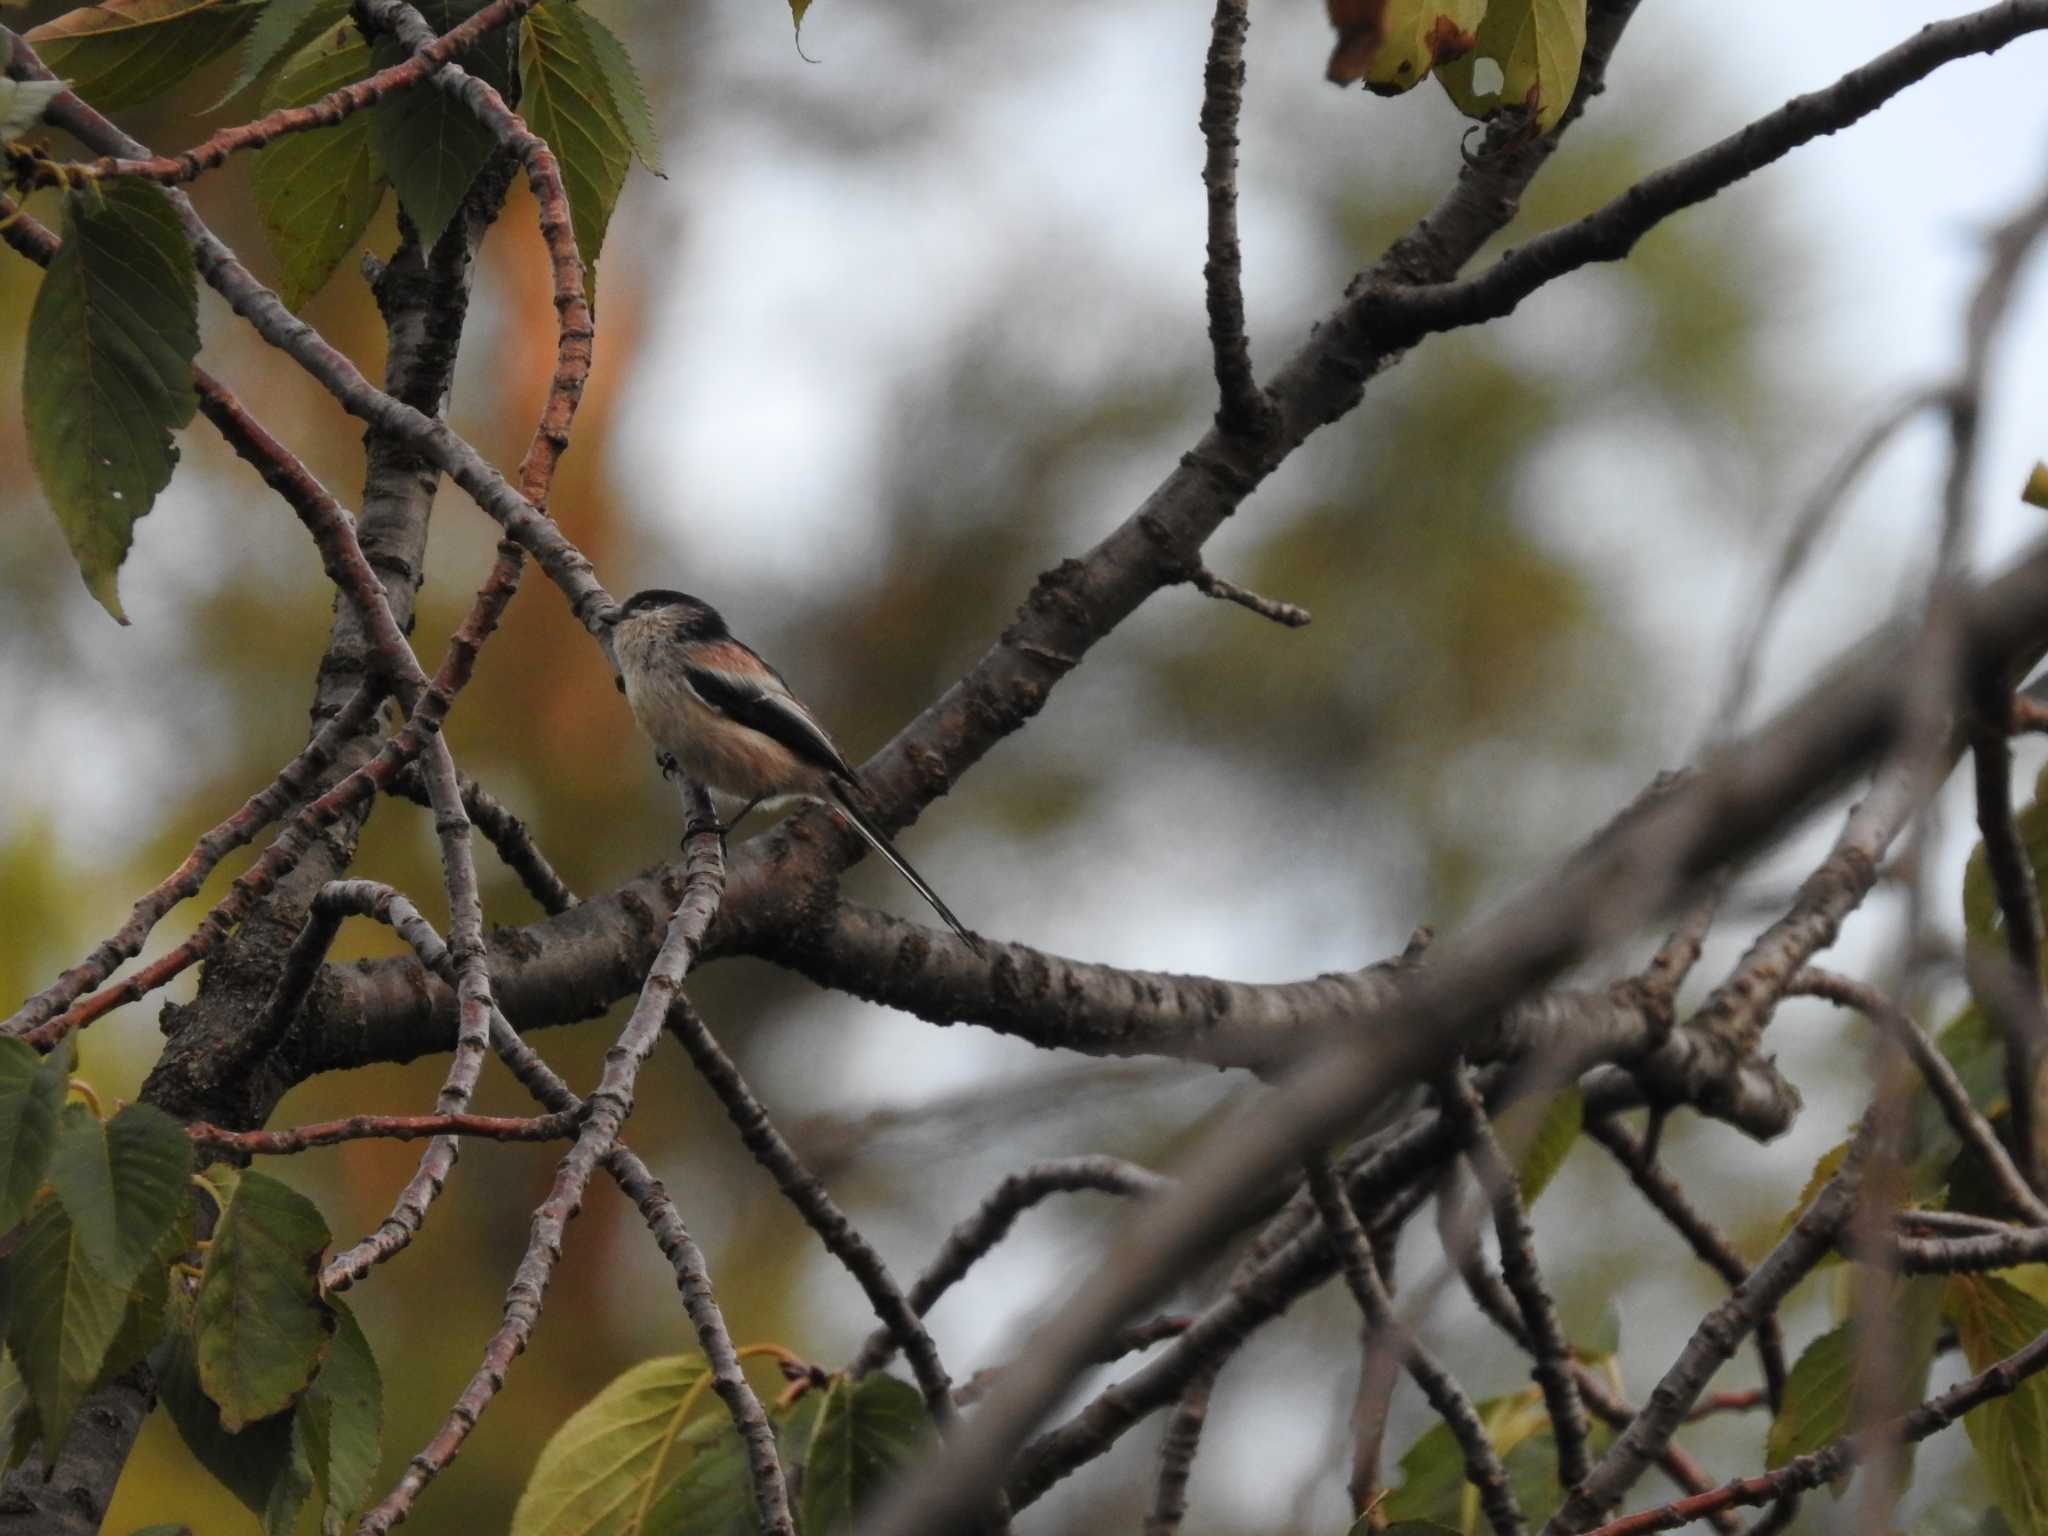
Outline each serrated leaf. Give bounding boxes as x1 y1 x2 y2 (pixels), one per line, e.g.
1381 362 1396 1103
1436 0 1585 134
26 0 265 109
1502 1084 1580 1207
24 179 200 623
5 1195 129 1458
784 1374 929 1535
1766 1320 1849 1472
194 1170 333 1430
641 1415 764 1536
159 1330 300 1518
1382 1389 1613 1534
164 1279 362 1534
520 3 633 284
0 78 65 138
369 0 513 244
576 7 661 174
511 1354 719 1536
1945 1274 2048 1534
0 1039 67 1232
265 1394 318 1536
311 1300 381 1524
215 0 347 105
47 1101 192 1291
1326 0 1485 94
252 21 386 310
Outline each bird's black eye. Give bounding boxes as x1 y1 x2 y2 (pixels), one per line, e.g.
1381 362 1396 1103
614 674 625 694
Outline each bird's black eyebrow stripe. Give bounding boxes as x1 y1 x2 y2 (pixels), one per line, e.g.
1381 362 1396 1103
683 663 850 777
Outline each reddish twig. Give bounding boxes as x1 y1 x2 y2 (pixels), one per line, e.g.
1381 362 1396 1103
189 1108 580 1154
1581 1317 2048 1536
0 682 378 1037
56 0 538 188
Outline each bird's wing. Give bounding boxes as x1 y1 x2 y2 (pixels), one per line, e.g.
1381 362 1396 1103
682 642 855 780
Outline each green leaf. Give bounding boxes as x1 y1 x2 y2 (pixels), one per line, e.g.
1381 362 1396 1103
783 1374 929 1534
215 0 348 105
0 78 66 138
1382 1390 1613 1534
640 1416 764 1536
310 1300 382 1524
251 20 387 310
1435 0 1586 134
127 1526 195 1535
788 0 812 47
193 1170 334 1430
1502 1084 1581 1207
511 1353 718 1536
1766 1320 1853 1471
46 1101 192 1291
519 3 632 285
0 1038 68 1232
5 1195 129 1458
1945 1275 2048 1534
159 1330 300 1519
2024 463 2048 512
1963 760 2048 948
164 1288 363 1534
24 179 201 623
0 1347 31 1472
575 7 661 174
25 0 265 110
369 0 514 244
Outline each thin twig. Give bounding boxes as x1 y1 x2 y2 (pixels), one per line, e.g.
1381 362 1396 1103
189 1108 581 1154
1789 967 2048 1224
848 1156 1170 1378
1196 0 1269 437
1583 1118 1790 1408
664 999 963 1428
1305 1155 1526 1536
1142 1365 1217 1536
1440 1068 1592 1492
356 785 726 1531
1579 1314 2048 1536
1549 1132 1870 1535
388 764 579 913
1190 566 1311 627
48 0 538 188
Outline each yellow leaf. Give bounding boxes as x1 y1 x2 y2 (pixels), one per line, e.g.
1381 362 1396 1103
1326 0 1486 94
2022 461 2048 511
1436 0 1585 133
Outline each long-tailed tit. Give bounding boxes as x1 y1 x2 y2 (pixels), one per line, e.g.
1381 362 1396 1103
610 589 980 950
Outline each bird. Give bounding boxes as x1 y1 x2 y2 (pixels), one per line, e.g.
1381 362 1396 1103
609 589 981 951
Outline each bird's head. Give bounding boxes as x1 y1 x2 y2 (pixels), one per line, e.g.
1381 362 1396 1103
616 589 728 641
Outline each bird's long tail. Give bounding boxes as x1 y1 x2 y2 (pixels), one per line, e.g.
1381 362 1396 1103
829 784 981 952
